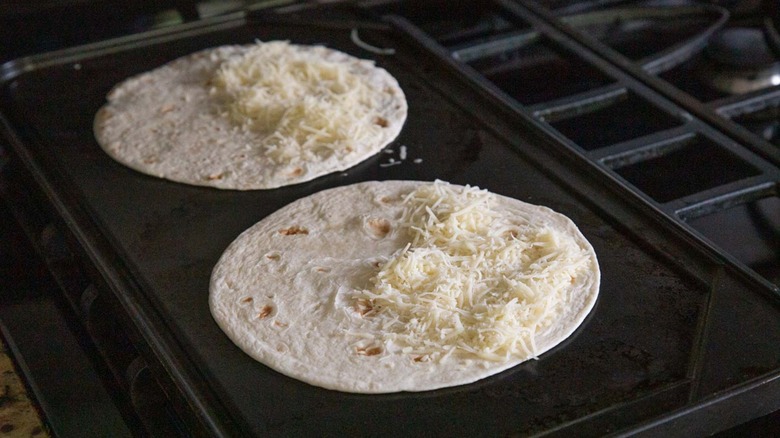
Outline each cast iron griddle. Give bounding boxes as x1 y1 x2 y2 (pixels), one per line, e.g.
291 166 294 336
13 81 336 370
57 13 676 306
0 10 778 437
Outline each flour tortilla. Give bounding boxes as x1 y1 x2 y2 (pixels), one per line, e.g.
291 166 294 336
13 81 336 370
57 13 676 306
94 42 407 190
209 181 600 393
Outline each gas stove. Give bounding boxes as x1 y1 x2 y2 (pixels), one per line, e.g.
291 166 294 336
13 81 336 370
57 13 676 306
369 0 780 290
0 1 778 436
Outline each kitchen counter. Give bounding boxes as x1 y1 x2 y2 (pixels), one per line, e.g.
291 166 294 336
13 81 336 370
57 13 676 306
0 196 49 437
0 202 49 437
0 339 47 437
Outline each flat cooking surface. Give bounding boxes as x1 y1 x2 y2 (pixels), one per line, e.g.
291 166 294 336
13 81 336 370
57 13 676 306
1 11 779 436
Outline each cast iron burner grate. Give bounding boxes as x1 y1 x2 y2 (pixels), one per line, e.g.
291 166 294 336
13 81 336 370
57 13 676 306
381 0 780 291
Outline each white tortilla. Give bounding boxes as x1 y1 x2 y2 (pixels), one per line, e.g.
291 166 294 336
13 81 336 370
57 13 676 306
94 42 407 190
209 181 600 393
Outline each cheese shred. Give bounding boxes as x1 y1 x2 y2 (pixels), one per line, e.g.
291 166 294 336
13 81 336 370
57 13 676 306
356 181 590 363
211 41 390 165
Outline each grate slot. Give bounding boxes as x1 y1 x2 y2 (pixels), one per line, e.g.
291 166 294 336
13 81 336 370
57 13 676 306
377 1 529 48
546 91 684 150
466 36 615 105
609 135 762 203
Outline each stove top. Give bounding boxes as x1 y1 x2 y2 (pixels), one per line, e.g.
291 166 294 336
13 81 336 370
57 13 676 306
0 1 778 436
372 0 780 290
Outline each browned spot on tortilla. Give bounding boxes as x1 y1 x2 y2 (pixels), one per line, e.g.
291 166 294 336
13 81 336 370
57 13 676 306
373 261 383 268
505 230 518 239
378 195 399 204
273 320 288 328
356 346 382 356
206 172 224 181
266 253 281 261
143 157 158 164
160 104 175 114
96 108 113 123
289 167 304 177
366 217 391 238
240 297 253 304
353 298 374 316
571 276 576 284
384 86 395 95
413 355 430 363
373 116 389 128
279 226 308 236
315 267 331 273
258 305 273 319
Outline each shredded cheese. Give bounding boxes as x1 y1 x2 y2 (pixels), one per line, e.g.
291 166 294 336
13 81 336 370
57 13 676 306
356 181 590 363
211 41 389 164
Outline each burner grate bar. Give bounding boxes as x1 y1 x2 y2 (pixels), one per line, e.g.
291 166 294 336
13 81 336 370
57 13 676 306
592 126 696 166
672 177 778 221
529 83 626 122
711 85 780 119
451 28 540 63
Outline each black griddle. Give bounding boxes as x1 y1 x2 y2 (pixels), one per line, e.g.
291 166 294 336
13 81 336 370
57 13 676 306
0 4 779 437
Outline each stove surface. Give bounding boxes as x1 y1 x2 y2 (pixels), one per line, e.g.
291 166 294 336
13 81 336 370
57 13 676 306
0 1 779 436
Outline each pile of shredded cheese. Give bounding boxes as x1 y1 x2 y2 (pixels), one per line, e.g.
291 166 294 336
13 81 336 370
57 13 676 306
211 41 387 164
357 181 591 362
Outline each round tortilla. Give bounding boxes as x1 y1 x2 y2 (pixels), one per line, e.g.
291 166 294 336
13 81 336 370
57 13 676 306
209 181 600 393
94 42 407 190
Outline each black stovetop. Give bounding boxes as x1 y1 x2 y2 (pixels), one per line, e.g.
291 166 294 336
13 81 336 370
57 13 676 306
1 1 779 436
